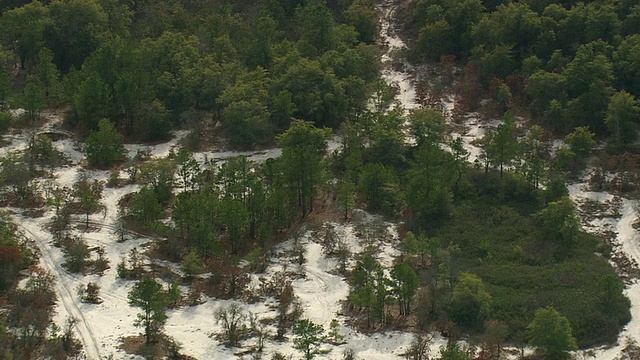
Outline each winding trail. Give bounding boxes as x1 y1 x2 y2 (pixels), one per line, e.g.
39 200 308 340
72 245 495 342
377 0 419 113
569 184 640 359
292 240 349 328
18 217 102 360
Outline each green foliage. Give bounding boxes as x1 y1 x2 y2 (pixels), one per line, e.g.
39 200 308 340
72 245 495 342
359 162 401 216
527 307 577 359
129 187 162 224
1 152 35 203
37 48 62 105
46 0 109 72
274 58 347 128
0 68 12 110
0 213 24 293
73 176 103 227
0 1 48 69
292 319 326 360
73 72 111 129
138 158 175 205
23 75 45 122
348 252 391 328
84 119 125 169
9 267 56 346
296 2 335 56
423 172 628 347
345 2 378 44
482 112 518 178
62 236 89 273
391 262 419 316
564 126 596 158
180 250 204 278
327 318 344 344
536 197 580 257
450 272 492 329
278 120 331 217
436 342 472 360
0 112 13 134
171 189 220 259
605 90 640 153
128 278 170 345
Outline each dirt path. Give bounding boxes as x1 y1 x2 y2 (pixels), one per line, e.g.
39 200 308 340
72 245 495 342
18 217 103 360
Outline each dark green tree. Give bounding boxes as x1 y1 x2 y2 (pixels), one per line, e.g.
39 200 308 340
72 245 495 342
0 1 49 69
37 48 62 105
525 70 567 120
73 72 111 129
450 272 492 329
292 319 326 360
605 91 640 153
129 187 162 224
391 262 419 316
484 112 518 178
296 2 335 55
614 34 640 96
128 278 169 345
278 120 331 217
138 158 175 205
359 162 401 216
345 2 378 44
218 197 249 255
563 126 596 158
537 197 580 254
23 76 45 122
274 58 347 128
46 0 108 72
84 118 125 168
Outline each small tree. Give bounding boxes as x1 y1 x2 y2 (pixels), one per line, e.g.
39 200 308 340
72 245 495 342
391 262 419 316
436 342 472 360
9 267 56 347
73 176 103 228
527 307 577 359
84 118 126 168
480 319 509 360
564 126 596 158
79 282 101 304
23 76 45 122
62 236 89 273
127 278 169 345
327 318 344 344
181 250 205 278
215 302 247 347
336 177 356 220
167 280 182 308
292 319 326 360
405 333 430 360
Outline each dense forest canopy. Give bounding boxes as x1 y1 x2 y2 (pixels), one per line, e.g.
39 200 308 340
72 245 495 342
405 0 640 146
0 0 380 145
0 0 637 359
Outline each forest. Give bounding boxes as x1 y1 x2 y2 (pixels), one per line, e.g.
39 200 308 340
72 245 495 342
0 0 637 359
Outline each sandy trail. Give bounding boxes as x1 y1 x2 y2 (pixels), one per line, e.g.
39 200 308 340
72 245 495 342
18 217 102 360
